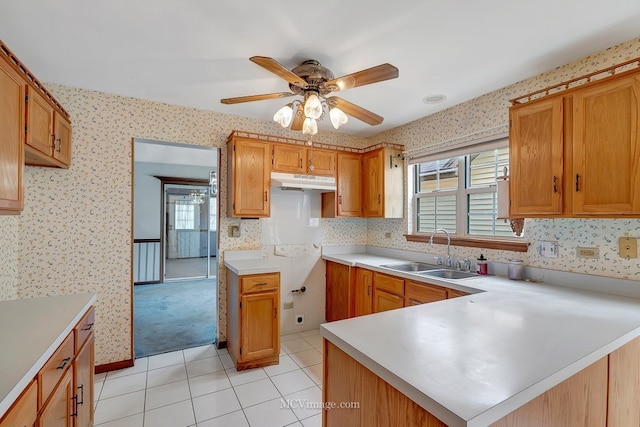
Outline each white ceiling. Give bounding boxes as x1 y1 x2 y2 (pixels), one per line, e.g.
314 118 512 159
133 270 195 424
1 1 639 136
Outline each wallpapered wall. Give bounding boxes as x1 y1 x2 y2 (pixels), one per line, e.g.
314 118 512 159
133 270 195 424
369 36 640 281
1 86 366 365
0 36 639 366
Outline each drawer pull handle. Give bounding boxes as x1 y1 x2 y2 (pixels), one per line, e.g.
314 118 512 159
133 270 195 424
552 175 557 193
57 357 71 370
254 282 268 286
83 323 94 331
77 384 84 405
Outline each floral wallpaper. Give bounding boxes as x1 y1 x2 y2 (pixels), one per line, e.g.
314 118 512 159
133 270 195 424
0 36 639 367
368 36 640 280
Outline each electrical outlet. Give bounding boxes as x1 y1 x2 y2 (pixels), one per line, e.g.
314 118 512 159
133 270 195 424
283 302 293 310
295 314 304 325
619 237 638 258
384 232 392 239
577 247 599 259
538 241 559 258
228 225 240 238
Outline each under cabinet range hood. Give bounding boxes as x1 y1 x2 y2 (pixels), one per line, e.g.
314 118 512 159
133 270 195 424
271 172 336 191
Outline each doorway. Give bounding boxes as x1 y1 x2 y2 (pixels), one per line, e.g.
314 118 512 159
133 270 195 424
133 138 219 358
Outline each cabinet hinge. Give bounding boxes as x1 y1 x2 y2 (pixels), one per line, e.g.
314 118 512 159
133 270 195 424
509 119 512 128
233 144 236 151
240 347 242 355
239 301 242 309
25 94 28 103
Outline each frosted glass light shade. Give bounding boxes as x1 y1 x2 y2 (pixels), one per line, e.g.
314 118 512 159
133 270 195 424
302 117 318 135
273 104 293 127
329 107 348 129
304 93 323 119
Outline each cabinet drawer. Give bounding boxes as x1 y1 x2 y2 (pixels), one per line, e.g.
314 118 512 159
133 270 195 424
448 289 469 299
405 281 447 305
38 332 74 409
75 306 95 352
241 273 279 294
373 272 404 296
0 379 37 427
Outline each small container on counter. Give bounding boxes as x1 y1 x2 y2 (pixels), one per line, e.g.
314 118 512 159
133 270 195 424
508 259 525 280
477 254 488 275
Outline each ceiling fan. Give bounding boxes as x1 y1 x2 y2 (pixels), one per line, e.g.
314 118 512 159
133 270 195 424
220 56 399 135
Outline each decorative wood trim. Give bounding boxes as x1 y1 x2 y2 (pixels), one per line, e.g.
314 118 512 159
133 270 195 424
404 234 530 253
95 359 134 374
0 40 70 119
228 130 404 153
510 57 640 105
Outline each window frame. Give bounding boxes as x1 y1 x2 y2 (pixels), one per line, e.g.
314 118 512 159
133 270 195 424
407 143 529 252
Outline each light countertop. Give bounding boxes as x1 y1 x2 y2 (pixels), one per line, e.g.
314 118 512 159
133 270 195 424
320 253 640 427
223 249 282 276
0 293 96 418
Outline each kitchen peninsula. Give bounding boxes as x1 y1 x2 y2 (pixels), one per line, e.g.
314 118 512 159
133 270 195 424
321 252 640 426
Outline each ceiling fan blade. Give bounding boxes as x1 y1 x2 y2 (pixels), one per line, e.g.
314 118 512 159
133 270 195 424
220 92 295 104
329 97 383 125
291 104 304 131
250 56 308 89
322 63 399 92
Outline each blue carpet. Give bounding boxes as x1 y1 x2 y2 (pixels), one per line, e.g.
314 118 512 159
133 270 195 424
134 279 217 358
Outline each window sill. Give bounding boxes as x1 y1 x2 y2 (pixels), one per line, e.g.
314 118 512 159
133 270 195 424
404 234 529 253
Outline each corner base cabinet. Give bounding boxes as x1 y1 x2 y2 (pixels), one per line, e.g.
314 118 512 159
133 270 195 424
226 269 280 370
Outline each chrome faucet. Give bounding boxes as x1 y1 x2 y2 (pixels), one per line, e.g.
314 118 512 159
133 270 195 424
429 228 452 268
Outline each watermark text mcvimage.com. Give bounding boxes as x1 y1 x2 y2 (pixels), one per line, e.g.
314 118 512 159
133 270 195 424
280 398 360 410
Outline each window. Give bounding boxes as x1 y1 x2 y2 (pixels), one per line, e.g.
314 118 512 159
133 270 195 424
413 146 518 238
175 202 196 230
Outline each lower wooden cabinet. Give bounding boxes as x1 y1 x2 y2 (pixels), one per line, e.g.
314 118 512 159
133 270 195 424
0 306 95 427
227 270 280 370
354 268 373 316
39 368 73 427
405 280 448 306
325 261 353 321
373 272 404 313
0 380 37 427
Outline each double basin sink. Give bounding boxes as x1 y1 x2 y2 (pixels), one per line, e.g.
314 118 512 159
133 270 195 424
379 262 478 279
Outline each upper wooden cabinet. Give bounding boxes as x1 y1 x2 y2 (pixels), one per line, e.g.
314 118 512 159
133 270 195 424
307 147 336 176
0 53 25 214
509 68 640 217
227 136 271 218
271 143 306 174
573 74 640 215
336 152 363 217
362 147 403 218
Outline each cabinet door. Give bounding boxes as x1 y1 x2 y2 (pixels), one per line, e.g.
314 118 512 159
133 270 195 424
509 96 564 216
373 289 403 313
362 149 384 217
53 113 71 166
325 261 351 321
336 152 362 217
573 74 640 214
0 58 25 212
308 148 336 176
229 138 270 217
73 335 94 427
354 268 373 317
39 368 73 427
0 380 36 427
272 143 306 173
240 291 279 362
26 86 54 157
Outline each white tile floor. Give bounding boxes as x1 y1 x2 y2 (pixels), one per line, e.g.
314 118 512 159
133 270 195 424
94 330 323 427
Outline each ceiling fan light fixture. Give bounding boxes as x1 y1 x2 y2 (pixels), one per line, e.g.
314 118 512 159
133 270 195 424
273 103 294 127
329 107 348 129
302 117 318 136
303 93 323 120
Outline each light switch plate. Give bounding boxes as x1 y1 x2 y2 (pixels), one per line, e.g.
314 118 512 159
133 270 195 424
538 241 559 258
619 237 638 258
576 246 599 259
